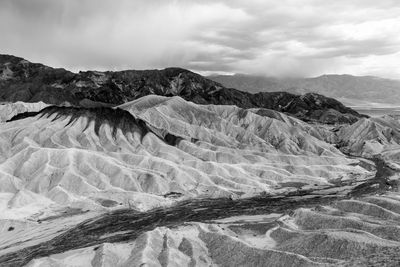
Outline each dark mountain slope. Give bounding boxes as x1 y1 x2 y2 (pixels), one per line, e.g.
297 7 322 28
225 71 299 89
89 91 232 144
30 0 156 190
0 54 364 123
0 55 222 105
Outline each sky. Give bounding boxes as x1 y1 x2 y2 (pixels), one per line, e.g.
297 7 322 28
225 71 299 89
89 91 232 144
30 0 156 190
1 0 400 78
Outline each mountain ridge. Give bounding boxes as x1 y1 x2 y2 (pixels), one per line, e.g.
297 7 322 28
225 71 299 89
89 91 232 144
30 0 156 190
0 54 364 124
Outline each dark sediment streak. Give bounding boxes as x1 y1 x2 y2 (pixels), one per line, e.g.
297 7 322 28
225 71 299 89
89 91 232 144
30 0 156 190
0 195 342 266
349 157 398 197
0 158 397 267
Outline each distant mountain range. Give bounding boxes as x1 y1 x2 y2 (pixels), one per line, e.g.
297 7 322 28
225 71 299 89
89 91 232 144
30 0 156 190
208 74 400 106
0 54 363 124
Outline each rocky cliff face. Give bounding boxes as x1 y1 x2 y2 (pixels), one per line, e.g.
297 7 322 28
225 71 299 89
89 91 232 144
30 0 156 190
0 54 364 124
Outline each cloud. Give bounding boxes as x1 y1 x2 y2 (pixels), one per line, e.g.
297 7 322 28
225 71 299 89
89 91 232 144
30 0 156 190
0 0 399 78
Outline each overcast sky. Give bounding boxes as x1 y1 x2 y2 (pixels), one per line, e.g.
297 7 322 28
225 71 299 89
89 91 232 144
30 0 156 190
1 0 400 78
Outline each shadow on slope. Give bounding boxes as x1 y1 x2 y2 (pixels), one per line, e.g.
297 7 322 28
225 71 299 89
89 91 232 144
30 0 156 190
7 106 181 144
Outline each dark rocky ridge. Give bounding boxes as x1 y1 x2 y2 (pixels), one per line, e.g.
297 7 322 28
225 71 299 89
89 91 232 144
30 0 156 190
38 106 150 138
7 106 183 143
0 54 364 123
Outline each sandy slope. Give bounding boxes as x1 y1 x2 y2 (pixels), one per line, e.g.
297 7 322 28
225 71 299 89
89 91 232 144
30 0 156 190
26 193 400 266
0 96 371 221
1 96 400 266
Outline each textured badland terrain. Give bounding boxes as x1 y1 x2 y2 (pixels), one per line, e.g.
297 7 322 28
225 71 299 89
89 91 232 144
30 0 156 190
0 55 400 266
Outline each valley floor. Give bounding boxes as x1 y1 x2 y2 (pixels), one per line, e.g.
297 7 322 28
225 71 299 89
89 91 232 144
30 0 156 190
0 157 399 266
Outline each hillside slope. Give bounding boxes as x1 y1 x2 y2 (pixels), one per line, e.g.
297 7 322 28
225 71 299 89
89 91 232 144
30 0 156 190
0 96 370 220
0 97 399 266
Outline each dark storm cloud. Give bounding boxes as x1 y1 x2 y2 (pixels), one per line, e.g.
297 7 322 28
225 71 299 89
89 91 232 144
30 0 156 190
1 0 399 78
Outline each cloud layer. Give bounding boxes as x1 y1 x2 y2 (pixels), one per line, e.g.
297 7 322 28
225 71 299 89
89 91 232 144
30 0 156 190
1 0 400 78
